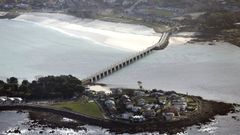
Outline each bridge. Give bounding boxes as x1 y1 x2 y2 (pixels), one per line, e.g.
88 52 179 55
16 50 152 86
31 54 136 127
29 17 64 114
82 32 171 85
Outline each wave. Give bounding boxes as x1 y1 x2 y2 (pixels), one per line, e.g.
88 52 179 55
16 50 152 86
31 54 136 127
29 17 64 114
13 13 160 52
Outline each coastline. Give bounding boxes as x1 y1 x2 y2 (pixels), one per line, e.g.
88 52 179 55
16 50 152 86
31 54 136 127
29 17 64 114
0 11 239 133
0 95 235 134
0 11 19 19
12 12 161 52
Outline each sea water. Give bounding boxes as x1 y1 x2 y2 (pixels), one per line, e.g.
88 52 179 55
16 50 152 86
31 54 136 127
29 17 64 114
101 41 240 104
1 19 240 135
0 19 131 81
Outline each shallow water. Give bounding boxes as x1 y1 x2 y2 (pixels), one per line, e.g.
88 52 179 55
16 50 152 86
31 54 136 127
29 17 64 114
0 111 113 135
0 19 131 81
1 110 240 135
101 42 240 104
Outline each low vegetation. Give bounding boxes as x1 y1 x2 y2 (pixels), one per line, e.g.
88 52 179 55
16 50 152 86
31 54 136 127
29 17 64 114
180 11 240 46
51 100 104 119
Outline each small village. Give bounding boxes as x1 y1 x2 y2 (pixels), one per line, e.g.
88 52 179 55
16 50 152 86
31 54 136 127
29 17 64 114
85 85 198 123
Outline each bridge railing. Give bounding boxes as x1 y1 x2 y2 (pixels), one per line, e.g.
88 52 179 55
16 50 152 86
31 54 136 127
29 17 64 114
82 32 170 83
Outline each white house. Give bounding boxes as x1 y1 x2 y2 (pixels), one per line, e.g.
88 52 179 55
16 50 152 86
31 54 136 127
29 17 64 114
158 98 166 105
121 112 133 120
122 95 132 105
143 109 156 118
137 98 145 106
130 115 146 122
126 103 134 110
112 89 123 95
143 104 152 110
172 102 187 111
172 97 187 111
131 106 142 113
0 96 7 104
134 91 146 97
105 99 116 111
151 92 164 97
0 97 23 105
163 112 175 121
13 97 23 104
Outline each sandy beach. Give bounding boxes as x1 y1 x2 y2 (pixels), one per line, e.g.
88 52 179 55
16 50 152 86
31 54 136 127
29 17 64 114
14 13 161 52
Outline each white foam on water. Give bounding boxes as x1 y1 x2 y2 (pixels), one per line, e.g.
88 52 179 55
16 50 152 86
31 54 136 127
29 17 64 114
14 13 160 52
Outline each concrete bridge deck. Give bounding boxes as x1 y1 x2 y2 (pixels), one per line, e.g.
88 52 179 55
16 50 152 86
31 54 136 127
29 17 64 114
82 32 171 84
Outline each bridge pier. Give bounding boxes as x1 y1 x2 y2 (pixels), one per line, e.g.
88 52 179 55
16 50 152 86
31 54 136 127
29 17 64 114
82 32 170 85
104 71 108 76
119 64 122 69
97 75 100 80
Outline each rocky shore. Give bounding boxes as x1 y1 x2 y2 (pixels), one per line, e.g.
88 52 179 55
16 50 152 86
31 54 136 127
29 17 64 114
27 111 86 131
0 12 19 19
0 95 235 134
178 11 240 47
105 96 235 134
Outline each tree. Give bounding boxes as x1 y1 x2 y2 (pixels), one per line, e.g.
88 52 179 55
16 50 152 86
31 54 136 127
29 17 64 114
21 80 29 86
18 80 31 97
7 77 18 85
0 75 85 99
6 77 18 95
0 80 6 94
137 81 143 90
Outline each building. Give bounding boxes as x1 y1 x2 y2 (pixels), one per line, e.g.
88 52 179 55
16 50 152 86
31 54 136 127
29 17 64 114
134 91 146 97
16 3 29 9
126 103 134 110
112 88 123 95
122 95 130 100
105 99 116 111
137 98 145 106
150 91 164 97
130 115 146 122
163 112 175 121
162 107 179 121
158 98 166 105
169 93 179 100
12 97 23 104
121 112 133 120
121 95 132 105
96 91 106 100
5 98 14 105
84 90 96 96
131 106 142 113
0 96 7 104
172 97 187 111
143 103 160 110
143 109 156 118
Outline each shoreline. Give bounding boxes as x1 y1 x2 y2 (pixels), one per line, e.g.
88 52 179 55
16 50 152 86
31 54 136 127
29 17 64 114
0 95 235 134
1 11 239 49
0 11 19 19
11 12 161 52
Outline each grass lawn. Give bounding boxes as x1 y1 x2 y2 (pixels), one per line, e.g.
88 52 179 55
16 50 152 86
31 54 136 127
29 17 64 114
147 9 174 17
51 100 104 119
143 97 157 103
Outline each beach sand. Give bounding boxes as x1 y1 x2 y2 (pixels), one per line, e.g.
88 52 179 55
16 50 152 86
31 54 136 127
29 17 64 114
14 13 161 52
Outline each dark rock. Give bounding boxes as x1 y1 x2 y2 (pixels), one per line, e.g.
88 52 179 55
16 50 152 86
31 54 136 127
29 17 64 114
49 130 55 133
6 127 21 134
232 116 237 120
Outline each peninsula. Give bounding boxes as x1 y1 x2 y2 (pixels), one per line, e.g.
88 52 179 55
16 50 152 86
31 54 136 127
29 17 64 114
0 76 235 134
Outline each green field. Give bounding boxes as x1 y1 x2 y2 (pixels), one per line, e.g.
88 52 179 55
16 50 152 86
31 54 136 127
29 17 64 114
51 100 104 119
147 9 174 17
143 97 157 103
